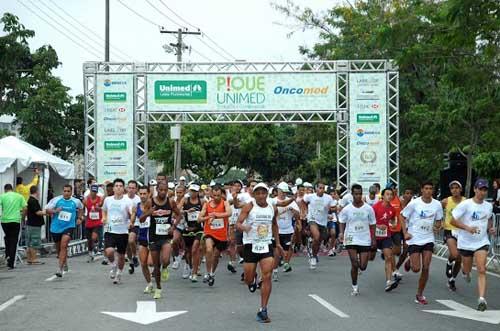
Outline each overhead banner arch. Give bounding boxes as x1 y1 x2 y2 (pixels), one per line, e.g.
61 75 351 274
84 60 399 193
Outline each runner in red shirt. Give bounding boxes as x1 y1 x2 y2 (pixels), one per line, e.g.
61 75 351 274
371 188 399 292
84 185 103 262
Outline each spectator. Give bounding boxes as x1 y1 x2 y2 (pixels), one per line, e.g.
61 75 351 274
493 178 500 213
26 185 46 265
16 168 40 201
0 184 27 269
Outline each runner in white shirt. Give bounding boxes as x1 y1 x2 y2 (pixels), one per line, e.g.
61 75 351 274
271 182 300 280
338 184 376 296
126 180 141 275
363 185 380 206
401 181 443 305
301 182 337 269
451 178 495 311
237 183 280 323
227 180 252 273
102 178 135 285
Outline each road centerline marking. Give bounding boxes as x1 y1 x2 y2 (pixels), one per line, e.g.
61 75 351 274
308 294 349 318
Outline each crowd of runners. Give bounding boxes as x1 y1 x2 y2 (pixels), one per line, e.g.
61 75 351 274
6 173 497 323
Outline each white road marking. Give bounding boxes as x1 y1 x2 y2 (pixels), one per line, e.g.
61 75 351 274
102 301 187 325
0 295 25 312
308 294 349 318
423 300 500 324
432 255 500 279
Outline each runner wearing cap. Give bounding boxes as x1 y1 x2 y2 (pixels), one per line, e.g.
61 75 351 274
441 180 465 291
179 176 187 187
272 182 300 279
451 178 495 311
182 184 204 282
237 182 280 323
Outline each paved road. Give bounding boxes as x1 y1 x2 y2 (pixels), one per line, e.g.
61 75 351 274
1 251 500 331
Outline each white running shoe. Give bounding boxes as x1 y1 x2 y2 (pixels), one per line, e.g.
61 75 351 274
144 283 154 294
109 264 117 279
351 285 359 296
172 257 180 270
309 257 317 270
182 264 191 279
113 271 122 284
272 269 279 282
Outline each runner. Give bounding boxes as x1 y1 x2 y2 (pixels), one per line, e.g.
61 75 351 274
172 185 187 270
327 188 340 257
227 180 252 273
140 182 182 299
371 188 399 292
182 184 204 282
441 180 466 291
272 182 300 280
83 184 103 262
301 182 337 269
102 178 135 285
394 187 413 273
126 180 141 274
199 185 232 286
387 182 403 281
338 184 376 295
46 184 84 277
363 185 380 206
401 181 443 305
237 182 280 323
451 178 495 311
136 186 153 294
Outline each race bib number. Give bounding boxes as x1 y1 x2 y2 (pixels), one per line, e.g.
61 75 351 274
156 223 171 235
352 221 366 233
89 212 100 220
188 211 199 222
110 216 123 225
252 242 269 254
140 217 150 228
375 226 388 238
415 220 433 234
210 218 224 230
59 211 72 222
230 209 241 224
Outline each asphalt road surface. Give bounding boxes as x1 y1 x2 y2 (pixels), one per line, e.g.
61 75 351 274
1 251 500 331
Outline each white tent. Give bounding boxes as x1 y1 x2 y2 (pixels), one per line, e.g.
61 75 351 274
0 136 75 248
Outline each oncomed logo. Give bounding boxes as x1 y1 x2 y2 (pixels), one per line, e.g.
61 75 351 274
273 86 330 95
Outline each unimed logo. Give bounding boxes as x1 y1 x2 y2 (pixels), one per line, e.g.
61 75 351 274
104 92 126 102
104 141 127 150
154 80 207 104
357 113 380 123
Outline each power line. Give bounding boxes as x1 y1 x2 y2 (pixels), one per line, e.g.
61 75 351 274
116 0 162 27
190 48 213 62
17 0 102 59
195 36 231 61
157 0 236 60
145 0 185 29
45 0 135 61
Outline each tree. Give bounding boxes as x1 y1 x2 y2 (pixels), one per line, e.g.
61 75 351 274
0 13 84 158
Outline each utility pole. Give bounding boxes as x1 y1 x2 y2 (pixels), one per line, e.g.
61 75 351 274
105 0 109 62
160 28 201 182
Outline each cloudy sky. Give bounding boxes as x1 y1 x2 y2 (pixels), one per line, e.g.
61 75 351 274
1 0 343 96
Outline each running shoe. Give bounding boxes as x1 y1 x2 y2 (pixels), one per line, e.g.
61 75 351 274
309 258 317 270
477 297 487 311
203 274 210 283
208 274 215 287
113 272 121 285
144 283 154 294
153 289 162 300
133 256 139 268
385 280 399 292
55 269 63 278
351 285 359 296
283 263 292 273
446 261 453 278
182 264 191 279
161 266 170 282
128 263 135 275
248 276 258 293
415 295 428 305
256 308 271 323
172 257 180 270
191 274 198 283
227 262 237 274
328 249 337 257
109 264 117 279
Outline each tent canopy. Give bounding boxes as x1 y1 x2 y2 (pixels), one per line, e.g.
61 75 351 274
0 136 74 179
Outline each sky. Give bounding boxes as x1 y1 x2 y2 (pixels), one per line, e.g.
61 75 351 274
1 0 343 96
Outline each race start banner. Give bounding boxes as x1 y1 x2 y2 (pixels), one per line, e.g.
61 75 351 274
95 74 134 183
146 73 337 111
349 73 388 192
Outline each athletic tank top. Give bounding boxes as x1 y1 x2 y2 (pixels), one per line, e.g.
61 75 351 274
85 196 102 228
136 202 150 242
149 197 173 240
183 197 203 234
389 196 402 232
242 202 274 246
444 196 465 231
203 199 228 242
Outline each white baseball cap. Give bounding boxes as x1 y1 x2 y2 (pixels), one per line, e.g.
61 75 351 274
303 182 313 188
149 179 158 186
179 176 186 181
189 184 200 192
295 178 303 185
167 182 175 189
277 181 290 193
253 182 269 192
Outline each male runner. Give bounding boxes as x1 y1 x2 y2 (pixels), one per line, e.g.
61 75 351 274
46 185 83 277
126 180 141 274
182 184 204 282
441 180 465 291
199 185 232 286
83 184 103 262
172 185 186 270
402 181 443 305
237 183 280 323
451 178 495 311
136 186 153 294
102 179 135 285
338 184 376 295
